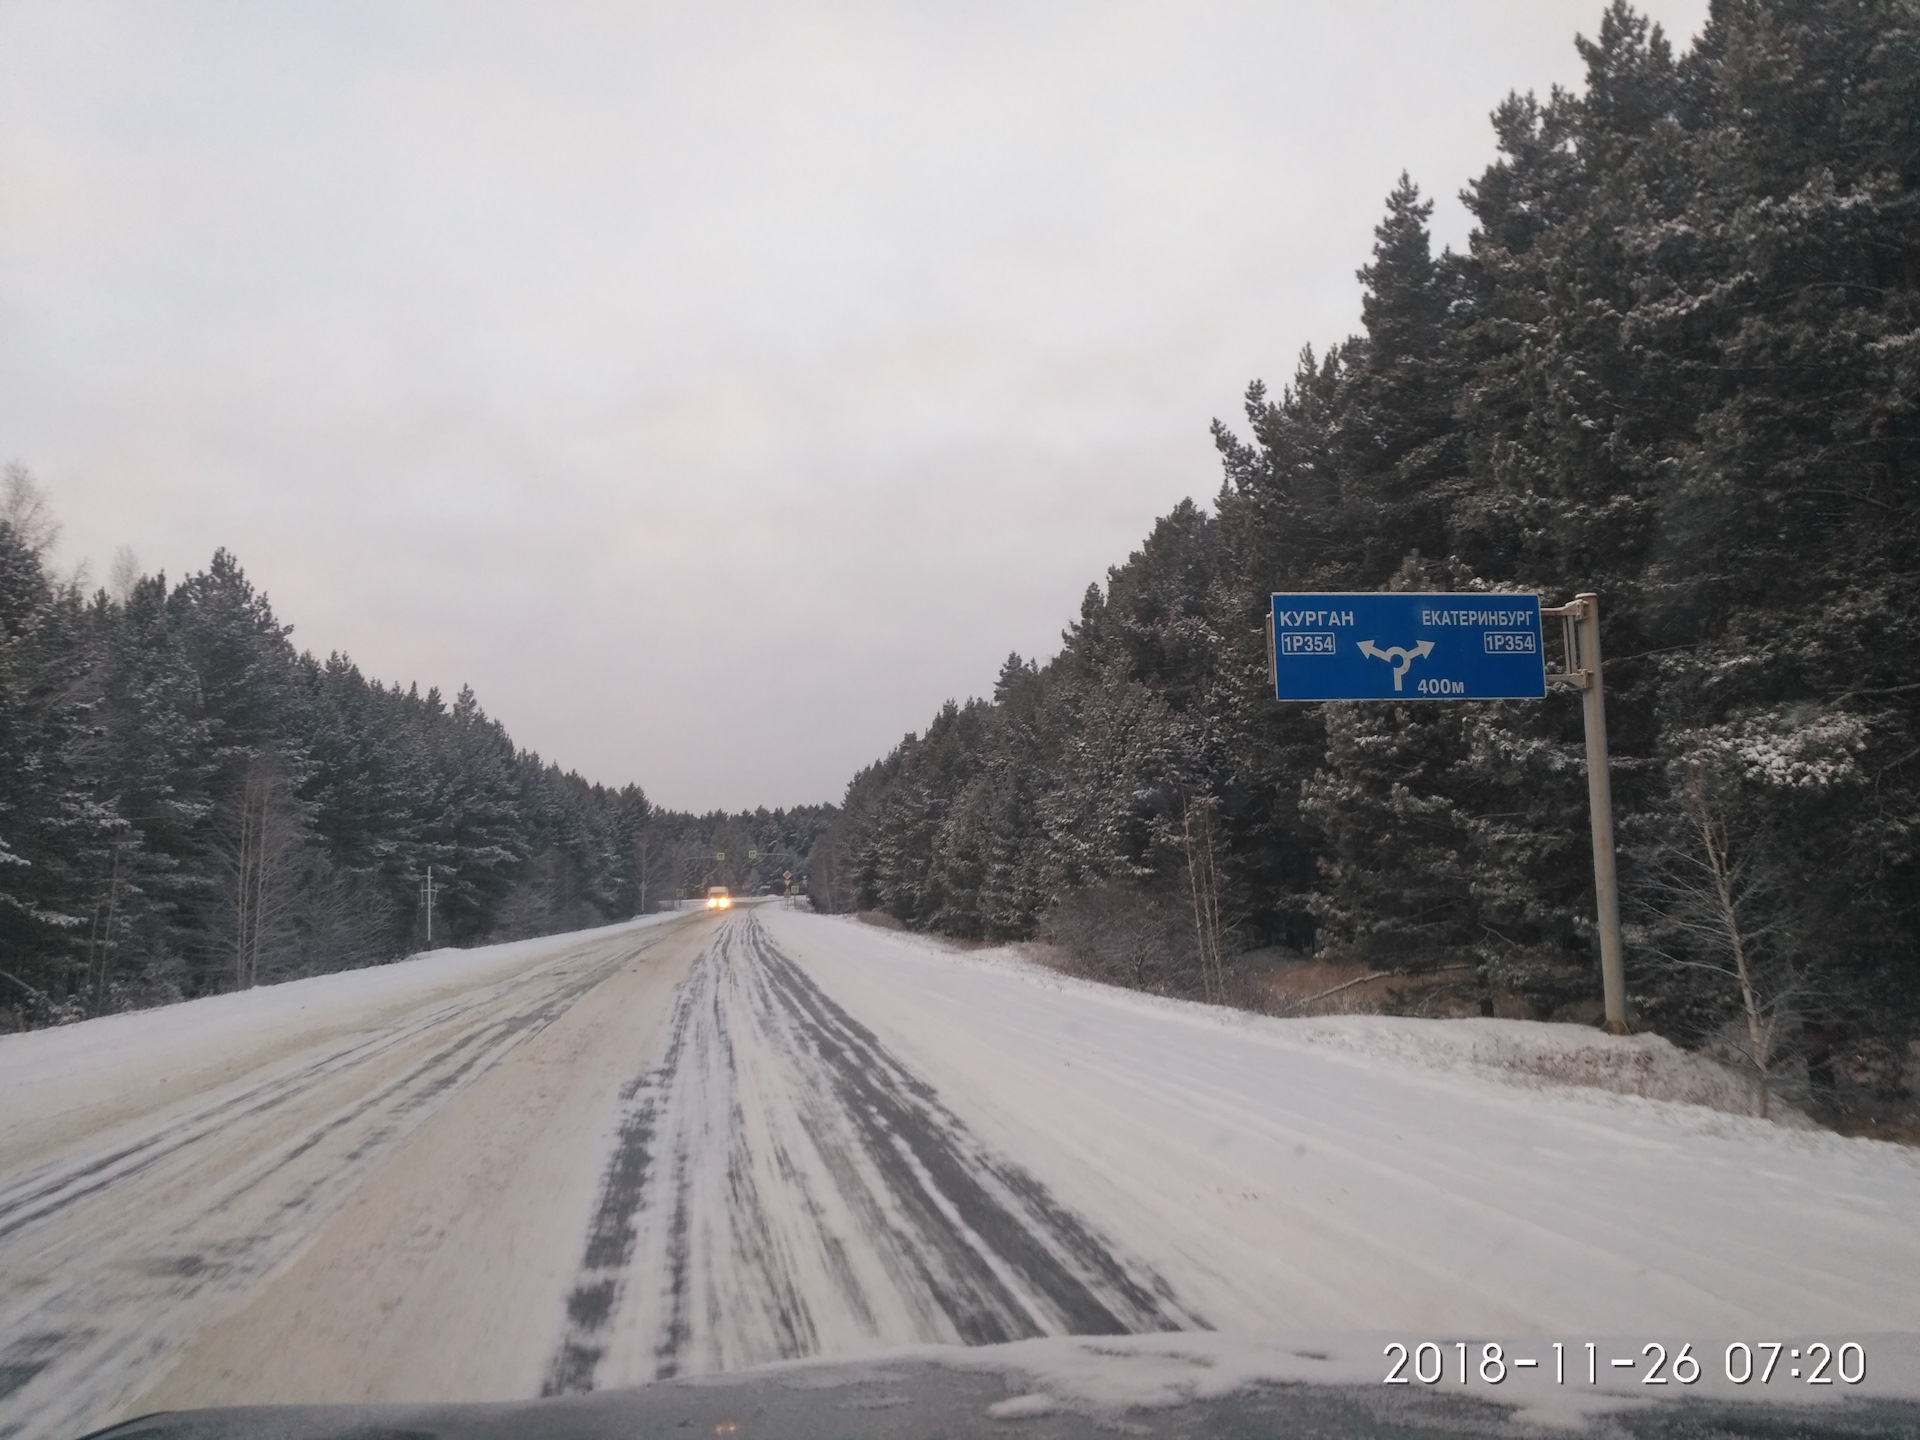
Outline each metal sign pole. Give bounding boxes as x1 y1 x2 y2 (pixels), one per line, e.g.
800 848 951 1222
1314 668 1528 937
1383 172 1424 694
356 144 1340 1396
1544 593 1628 1034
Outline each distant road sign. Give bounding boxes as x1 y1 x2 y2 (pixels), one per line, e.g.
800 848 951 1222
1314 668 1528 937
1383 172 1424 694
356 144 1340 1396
1270 592 1545 701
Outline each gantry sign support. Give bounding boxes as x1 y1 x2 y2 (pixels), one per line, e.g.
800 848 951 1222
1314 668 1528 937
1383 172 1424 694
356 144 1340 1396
1267 590 1628 1034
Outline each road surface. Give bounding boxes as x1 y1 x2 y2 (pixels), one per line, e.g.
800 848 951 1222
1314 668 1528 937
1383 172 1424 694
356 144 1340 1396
3 906 1917 1439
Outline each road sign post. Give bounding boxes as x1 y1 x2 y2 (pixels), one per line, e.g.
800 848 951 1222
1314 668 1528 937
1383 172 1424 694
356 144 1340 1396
1269 589 1628 1033
1542 593 1627 1034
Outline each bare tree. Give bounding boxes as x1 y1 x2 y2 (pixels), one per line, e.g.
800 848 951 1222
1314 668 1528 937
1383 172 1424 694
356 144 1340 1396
293 859 396 976
215 756 307 989
1 462 59 557
1040 880 1197 994
1635 762 1805 1117
1180 795 1228 1004
108 547 141 606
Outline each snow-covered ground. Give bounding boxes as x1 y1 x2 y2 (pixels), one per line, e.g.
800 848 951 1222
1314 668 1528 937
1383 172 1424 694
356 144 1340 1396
0 913 704 1440
760 912 1920 1339
0 913 687 1177
3 907 1916 1440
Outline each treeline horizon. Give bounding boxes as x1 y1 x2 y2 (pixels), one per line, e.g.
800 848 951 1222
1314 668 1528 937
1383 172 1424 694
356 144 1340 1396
6 0 1916 1121
809 0 1920 1116
0 492 833 1029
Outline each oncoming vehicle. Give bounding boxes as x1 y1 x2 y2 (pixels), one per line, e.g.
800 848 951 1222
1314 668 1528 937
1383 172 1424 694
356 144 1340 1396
706 886 731 910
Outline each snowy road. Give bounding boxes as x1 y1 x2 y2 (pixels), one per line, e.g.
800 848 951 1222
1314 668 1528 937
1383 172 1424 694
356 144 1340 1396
1 914 708 1440
541 912 1196 1395
4 907 1919 1438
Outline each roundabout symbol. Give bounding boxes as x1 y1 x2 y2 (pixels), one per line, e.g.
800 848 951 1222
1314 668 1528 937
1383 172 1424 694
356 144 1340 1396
1356 638 1434 692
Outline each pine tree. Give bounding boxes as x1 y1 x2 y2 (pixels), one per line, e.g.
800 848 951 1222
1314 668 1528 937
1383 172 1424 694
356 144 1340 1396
0 524 121 1018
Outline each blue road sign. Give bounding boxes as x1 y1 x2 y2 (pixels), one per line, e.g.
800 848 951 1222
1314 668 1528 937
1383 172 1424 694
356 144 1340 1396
1270 592 1545 701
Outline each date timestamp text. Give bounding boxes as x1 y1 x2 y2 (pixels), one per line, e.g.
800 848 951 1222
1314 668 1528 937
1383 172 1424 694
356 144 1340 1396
1383 1341 1866 1387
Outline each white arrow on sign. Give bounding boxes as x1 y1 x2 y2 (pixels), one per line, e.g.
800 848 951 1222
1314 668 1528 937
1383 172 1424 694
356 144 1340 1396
1357 639 1435 691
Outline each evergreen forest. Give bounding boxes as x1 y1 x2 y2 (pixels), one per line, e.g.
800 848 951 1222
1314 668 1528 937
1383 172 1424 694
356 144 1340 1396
5 0 1917 1120
809 1 1920 1115
0 489 830 1029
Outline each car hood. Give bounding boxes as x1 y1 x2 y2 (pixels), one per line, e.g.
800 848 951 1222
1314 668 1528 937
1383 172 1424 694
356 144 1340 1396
82 1332 1920 1440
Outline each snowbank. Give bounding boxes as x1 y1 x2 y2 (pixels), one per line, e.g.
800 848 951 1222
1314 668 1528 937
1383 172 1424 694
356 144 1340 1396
765 910 1920 1338
1279 1014 1792 1121
828 919 1793 1123
0 911 691 1168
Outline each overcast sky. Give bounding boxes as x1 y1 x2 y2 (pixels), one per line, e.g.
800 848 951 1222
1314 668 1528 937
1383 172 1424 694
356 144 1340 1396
1 1 1710 812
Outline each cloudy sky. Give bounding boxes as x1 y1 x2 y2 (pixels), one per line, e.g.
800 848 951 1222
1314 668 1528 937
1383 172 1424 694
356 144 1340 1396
1 1 1709 812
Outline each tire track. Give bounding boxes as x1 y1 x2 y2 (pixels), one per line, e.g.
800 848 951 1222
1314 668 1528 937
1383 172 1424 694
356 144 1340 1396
544 911 1202 1392
0 923 685 1440
0 932 650 1242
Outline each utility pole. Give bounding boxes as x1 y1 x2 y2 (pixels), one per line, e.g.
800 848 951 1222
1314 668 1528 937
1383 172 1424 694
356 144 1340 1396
88 842 129 1014
1544 593 1628 1034
422 864 437 948
682 842 715 906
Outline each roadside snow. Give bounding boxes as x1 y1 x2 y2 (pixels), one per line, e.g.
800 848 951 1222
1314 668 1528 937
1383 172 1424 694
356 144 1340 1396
7 905 1915 1437
1 912 706 1440
0 913 687 1177
762 911 1920 1337
838 925 1788 1118
1272 1014 1788 1119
